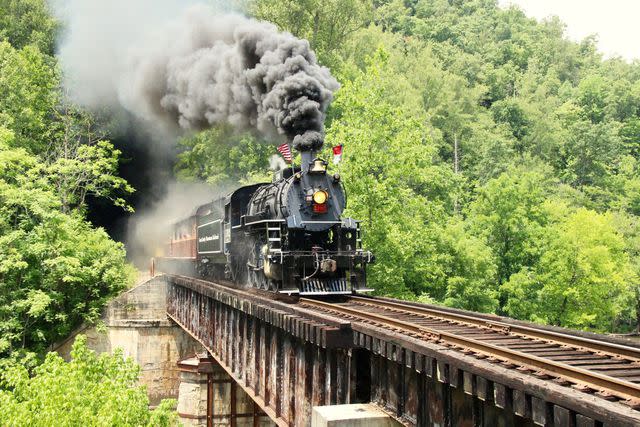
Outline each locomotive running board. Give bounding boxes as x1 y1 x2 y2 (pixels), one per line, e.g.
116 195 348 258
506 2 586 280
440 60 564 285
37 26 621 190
299 291 353 296
279 289 374 295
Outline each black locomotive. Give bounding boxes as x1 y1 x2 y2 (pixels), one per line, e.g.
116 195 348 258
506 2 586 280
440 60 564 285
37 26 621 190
162 150 373 295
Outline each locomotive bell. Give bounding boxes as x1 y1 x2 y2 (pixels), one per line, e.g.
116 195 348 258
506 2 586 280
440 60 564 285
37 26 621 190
309 158 327 173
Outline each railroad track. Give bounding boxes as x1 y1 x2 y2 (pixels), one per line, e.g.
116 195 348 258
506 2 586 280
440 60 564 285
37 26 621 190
298 295 640 408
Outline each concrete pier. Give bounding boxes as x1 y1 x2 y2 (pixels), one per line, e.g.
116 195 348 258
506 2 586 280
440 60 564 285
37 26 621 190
176 355 210 426
176 353 274 426
54 276 200 405
312 404 400 427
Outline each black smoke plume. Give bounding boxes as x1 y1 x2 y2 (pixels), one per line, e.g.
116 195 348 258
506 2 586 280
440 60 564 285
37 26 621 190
57 2 339 151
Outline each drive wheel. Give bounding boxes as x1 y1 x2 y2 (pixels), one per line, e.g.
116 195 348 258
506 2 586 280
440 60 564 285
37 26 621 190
247 243 270 290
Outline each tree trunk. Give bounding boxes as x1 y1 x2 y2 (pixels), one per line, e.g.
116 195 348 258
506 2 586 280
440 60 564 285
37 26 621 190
636 290 640 334
312 12 320 47
556 296 568 326
453 132 459 174
453 133 460 214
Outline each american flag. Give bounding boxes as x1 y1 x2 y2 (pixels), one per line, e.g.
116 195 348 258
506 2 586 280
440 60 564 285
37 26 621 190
277 142 292 163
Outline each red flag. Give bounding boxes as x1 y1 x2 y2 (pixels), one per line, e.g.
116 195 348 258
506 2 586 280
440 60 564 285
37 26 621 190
277 143 292 163
332 144 343 164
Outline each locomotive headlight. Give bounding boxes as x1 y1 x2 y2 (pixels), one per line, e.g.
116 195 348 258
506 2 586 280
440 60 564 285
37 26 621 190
312 190 328 204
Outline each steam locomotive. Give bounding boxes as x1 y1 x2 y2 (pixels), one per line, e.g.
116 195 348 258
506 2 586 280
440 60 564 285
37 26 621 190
160 150 373 295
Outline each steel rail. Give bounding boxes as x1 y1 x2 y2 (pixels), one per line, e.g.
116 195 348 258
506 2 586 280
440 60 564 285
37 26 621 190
299 298 640 405
349 296 640 362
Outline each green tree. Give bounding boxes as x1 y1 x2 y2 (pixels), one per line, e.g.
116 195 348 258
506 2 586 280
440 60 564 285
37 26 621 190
175 125 274 186
0 41 58 154
502 208 634 331
575 74 609 123
0 0 58 54
555 103 624 192
0 129 134 357
45 104 134 214
611 212 640 332
0 335 178 426
249 0 372 65
467 166 552 289
611 156 640 216
325 52 499 304
0 44 132 214
491 98 531 146
620 117 640 158
439 219 498 312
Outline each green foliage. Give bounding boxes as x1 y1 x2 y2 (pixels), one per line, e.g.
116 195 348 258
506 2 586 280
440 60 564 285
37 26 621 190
0 130 134 357
467 166 552 288
248 0 373 65
0 41 58 153
0 0 58 54
0 0 135 365
0 335 178 426
45 104 135 213
175 125 274 185
0 43 131 215
438 219 498 312
555 103 625 191
325 54 499 309
0 5 178 423
46 139 134 213
612 212 640 332
149 399 180 427
491 98 531 143
502 208 635 331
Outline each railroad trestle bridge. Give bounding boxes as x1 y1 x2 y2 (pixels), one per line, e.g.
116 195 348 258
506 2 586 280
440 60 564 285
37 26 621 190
164 274 640 427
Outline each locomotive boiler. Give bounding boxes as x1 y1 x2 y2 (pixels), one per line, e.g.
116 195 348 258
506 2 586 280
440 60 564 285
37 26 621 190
162 150 373 295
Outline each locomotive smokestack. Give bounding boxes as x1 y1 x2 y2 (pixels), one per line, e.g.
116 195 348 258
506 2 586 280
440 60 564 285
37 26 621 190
300 150 315 172
57 3 339 151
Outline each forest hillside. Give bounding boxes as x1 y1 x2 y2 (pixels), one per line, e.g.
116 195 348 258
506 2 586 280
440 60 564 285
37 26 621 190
220 0 639 334
1 0 639 377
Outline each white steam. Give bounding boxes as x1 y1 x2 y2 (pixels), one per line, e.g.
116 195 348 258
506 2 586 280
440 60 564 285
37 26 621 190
125 181 227 266
269 154 287 171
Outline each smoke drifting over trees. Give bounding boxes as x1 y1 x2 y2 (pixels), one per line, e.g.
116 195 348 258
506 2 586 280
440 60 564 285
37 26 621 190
55 1 338 151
